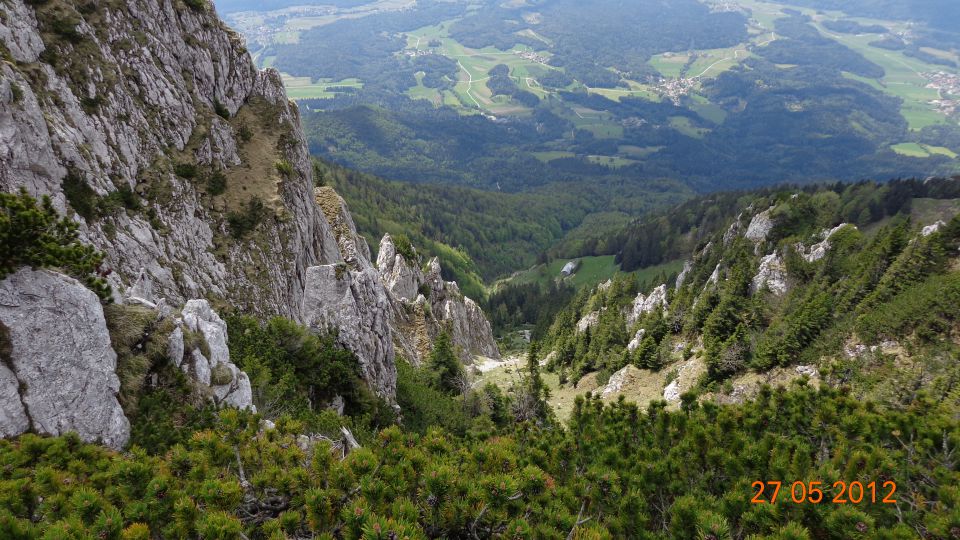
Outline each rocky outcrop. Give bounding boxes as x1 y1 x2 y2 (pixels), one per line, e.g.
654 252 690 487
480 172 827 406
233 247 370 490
376 234 421 301
922 220 945 237
305 189 397 399
626 284 668 328
723 213 745 244
675 261 692 288
180 300 254 411
796 224 854 263
627 328 647 352
376 235 500 363
302 265 397 400
744 207 776 244
602 365 640 398
576 311 601 333
751 253 789 296
0 0 340 318
0 269 129 449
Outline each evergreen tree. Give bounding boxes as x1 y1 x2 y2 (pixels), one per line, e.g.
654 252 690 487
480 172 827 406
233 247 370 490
429 330 463 395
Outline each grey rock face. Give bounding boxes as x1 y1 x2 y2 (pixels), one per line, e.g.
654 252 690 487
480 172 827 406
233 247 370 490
0 0 339 319
627 284 668 328
627 328 647 352
167 326 185 369
576 311 601 333
314 187 372 271
675 261 693 288
302 265 397 400
752 253 789 296
745 208 776 244
125 268 157 307
377 234 421 301
0 269 129 449
180 300 254 411
0 362 29 439
373 235 500 364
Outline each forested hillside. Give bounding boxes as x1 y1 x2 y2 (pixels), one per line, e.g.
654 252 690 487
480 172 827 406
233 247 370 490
537 179 960 405
317 157 690 291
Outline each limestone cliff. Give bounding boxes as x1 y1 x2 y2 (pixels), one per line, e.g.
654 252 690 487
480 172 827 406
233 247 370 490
305 188 397 400
0 0 502 409
0 0 339 318
375 234 500 365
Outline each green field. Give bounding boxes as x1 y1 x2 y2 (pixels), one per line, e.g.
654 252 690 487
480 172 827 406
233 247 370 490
586 155 638 168
400 22 563 115
507 255 621 289
891 142 959 158
669 116 710 138
809 18 952 130
279 74 363 100
532 151 576 162
648 53 689 78
505 256 685 291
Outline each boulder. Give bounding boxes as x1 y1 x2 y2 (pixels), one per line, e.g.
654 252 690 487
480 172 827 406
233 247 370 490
125 268 157 308
0 269 129 449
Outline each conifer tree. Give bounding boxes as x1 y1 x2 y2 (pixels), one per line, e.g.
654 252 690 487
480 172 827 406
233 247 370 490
429 330 463 395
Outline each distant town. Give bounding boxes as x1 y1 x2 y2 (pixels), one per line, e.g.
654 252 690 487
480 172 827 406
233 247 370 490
924 71 960 118
652 76 699 105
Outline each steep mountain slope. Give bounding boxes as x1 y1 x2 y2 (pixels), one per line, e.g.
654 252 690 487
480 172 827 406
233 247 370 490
536 179 960 411
1 0 339 318
0 0 500 442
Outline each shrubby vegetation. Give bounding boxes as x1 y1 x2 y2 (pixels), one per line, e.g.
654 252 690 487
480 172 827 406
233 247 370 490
1 383 955 538
225 315 396 438
2 180 958 538
0 188 111 299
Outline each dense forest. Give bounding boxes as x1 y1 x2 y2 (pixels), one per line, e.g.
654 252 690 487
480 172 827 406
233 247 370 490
317 157 690 289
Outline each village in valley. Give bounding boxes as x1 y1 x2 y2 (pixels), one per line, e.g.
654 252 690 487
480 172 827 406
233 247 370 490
924 71 960 118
